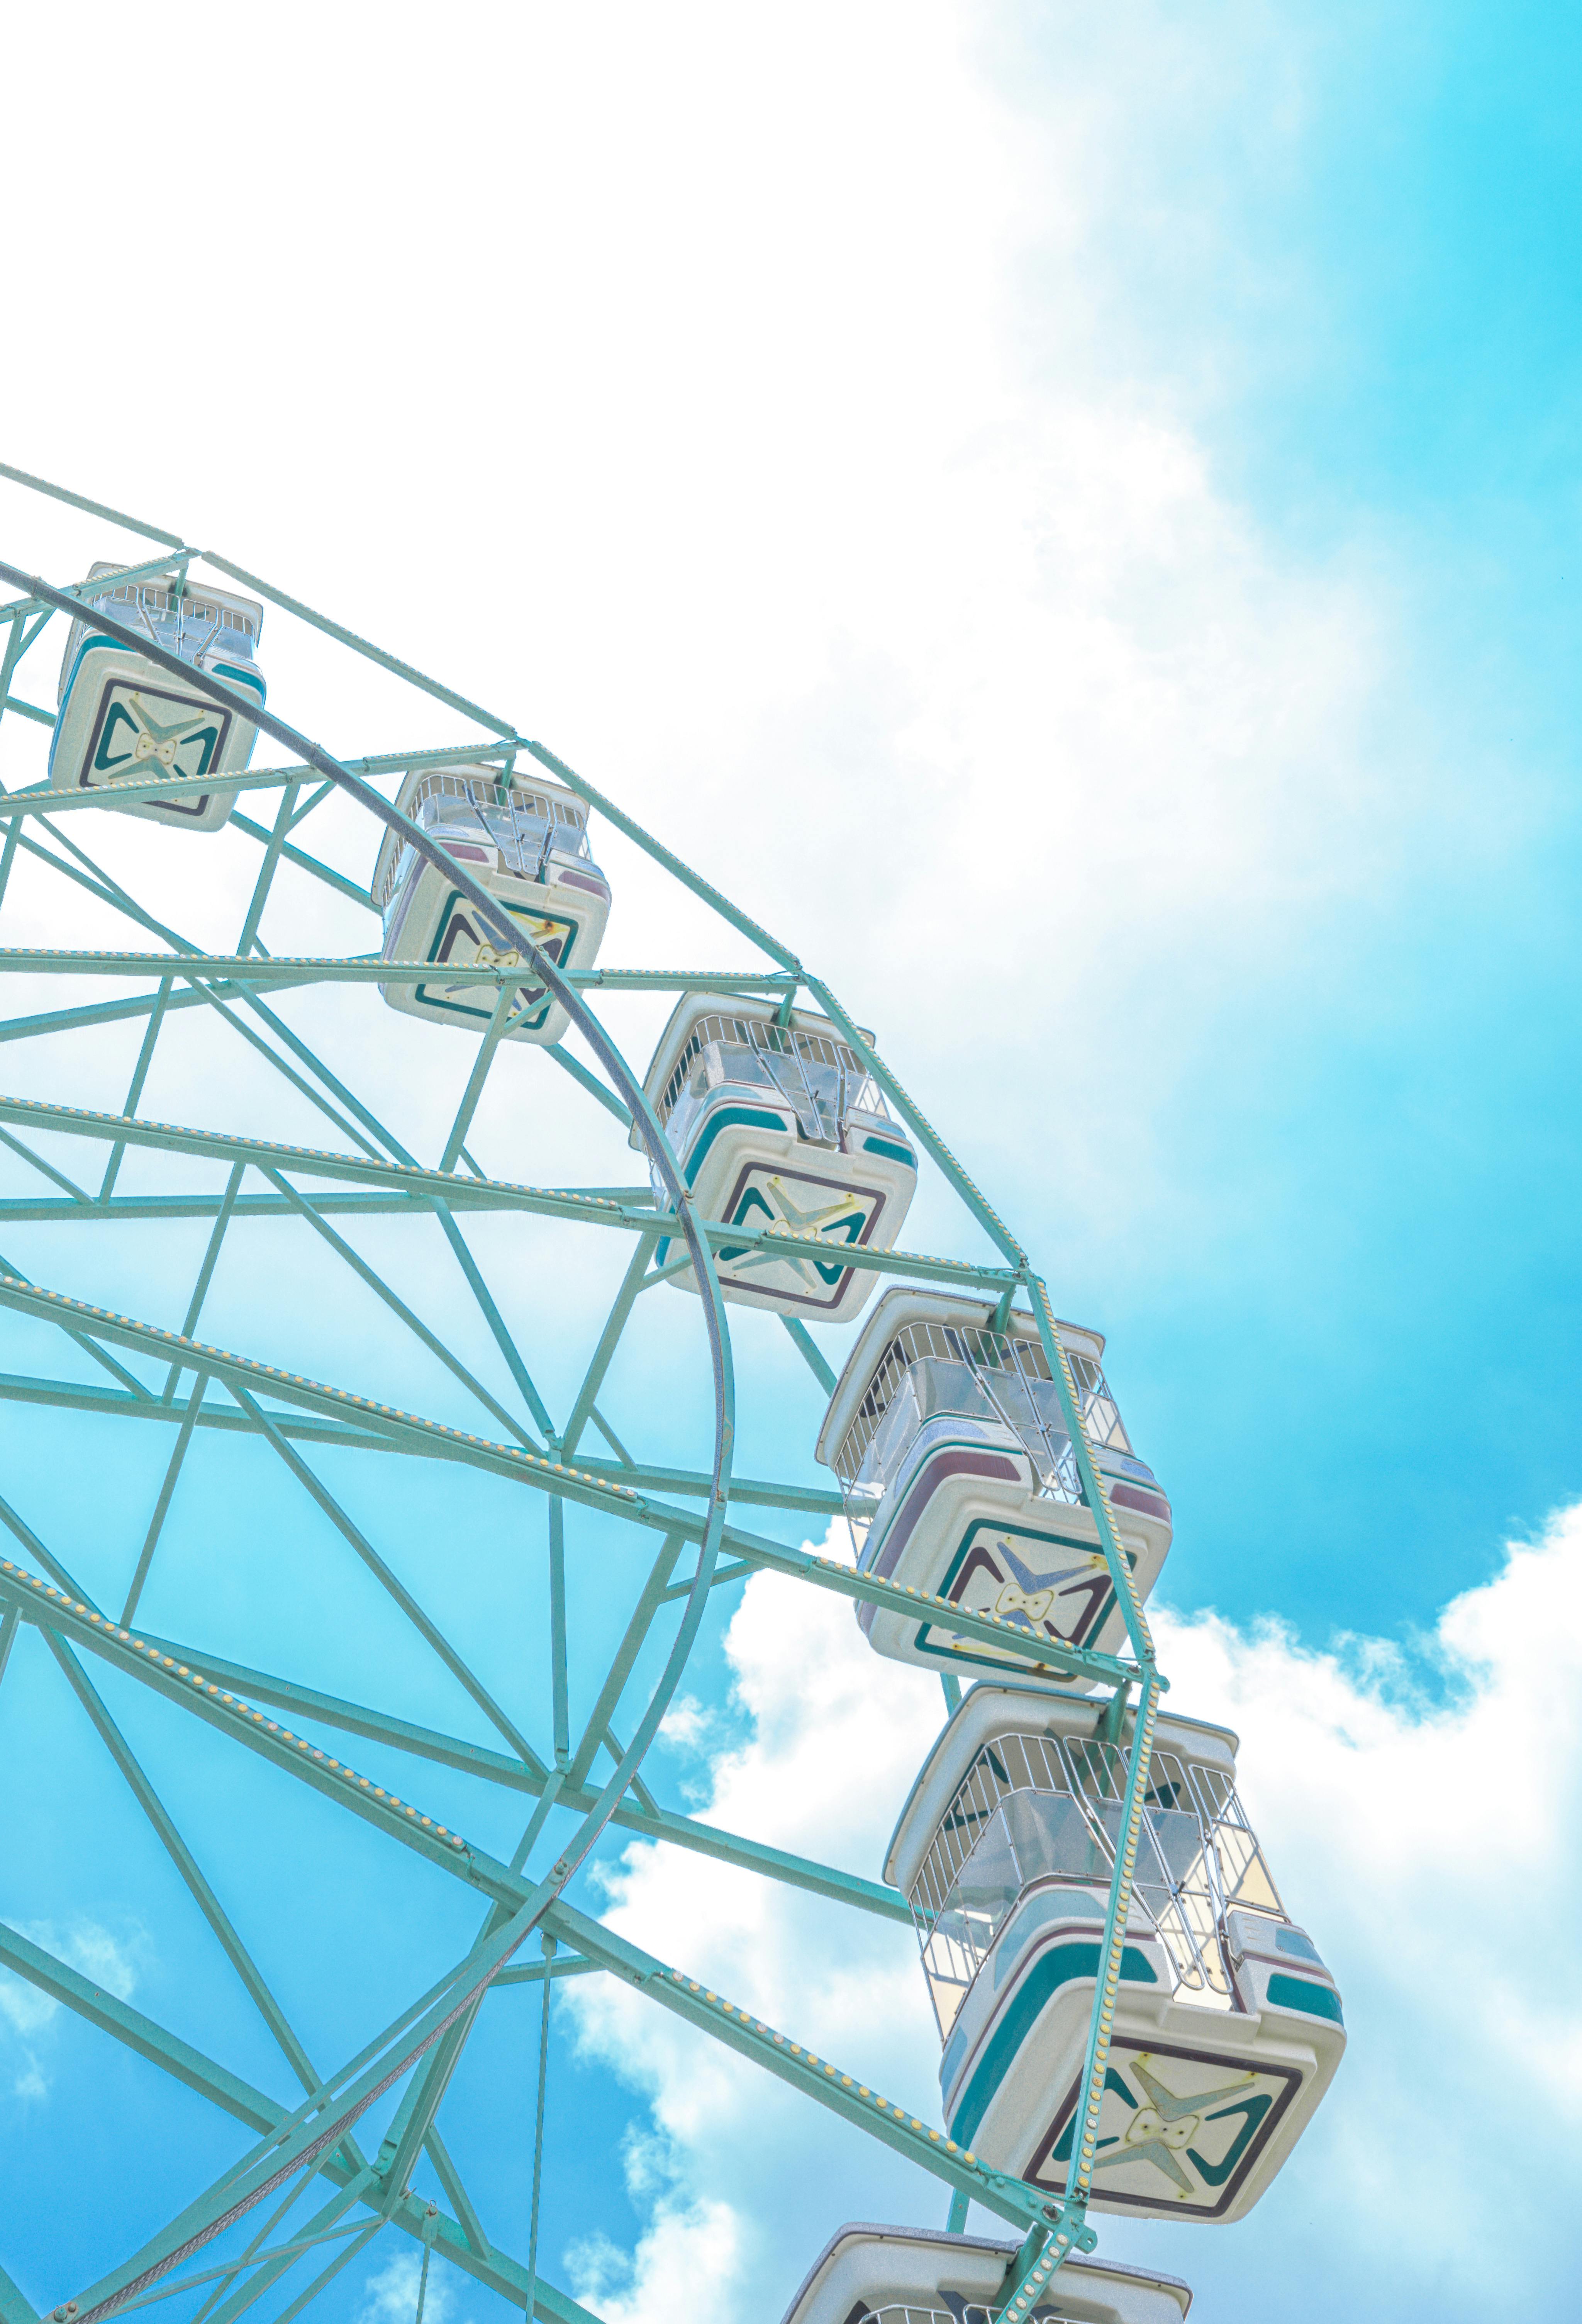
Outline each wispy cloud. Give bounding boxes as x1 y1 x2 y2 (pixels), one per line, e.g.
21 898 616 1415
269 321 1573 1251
0 1919 145 2104
356 2247 468 2324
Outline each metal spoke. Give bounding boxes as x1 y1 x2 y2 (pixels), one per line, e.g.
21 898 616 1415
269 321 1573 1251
100 976 175 1200
567 1535 681 1789
224 1377 546 1772
523 1934 555 2324
439 978 518 1171
42 1628 367 2177
122 1368 207 1621
236 779 302 954
561 1231 658 1459
259 1166 543 1449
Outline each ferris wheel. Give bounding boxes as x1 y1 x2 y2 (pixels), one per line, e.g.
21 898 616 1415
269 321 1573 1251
0 465 1345 2324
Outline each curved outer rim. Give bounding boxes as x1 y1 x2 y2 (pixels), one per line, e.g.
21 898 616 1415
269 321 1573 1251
0 554 737 2314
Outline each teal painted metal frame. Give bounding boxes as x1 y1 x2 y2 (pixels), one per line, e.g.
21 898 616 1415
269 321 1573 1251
0 463 1175 2322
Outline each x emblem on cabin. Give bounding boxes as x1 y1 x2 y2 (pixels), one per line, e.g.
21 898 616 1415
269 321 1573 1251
93 688 220 781
726 1175 869 1286
1093 2058 1261 2197
991 1577 1057 1623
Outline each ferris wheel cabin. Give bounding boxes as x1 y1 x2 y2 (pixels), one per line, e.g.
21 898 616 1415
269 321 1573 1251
816 1291 1171 1670
634 994 917 1320
372 764 611 1043
779 2225 1191 2324
885 1684 1345 2223
49 562 266 831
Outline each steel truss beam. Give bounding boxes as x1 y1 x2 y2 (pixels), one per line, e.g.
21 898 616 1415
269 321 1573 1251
0 1563 908 1922
0 738 524 824
0 1090 1019 1292
0 944 796 991
0 1918 602 2324
0 1361 847 1514
0 1286 1139 1689
541 1899 1051 2229
41 1629 369 2180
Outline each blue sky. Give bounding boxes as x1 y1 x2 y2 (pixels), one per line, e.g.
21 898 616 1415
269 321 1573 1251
2 6 1581 2323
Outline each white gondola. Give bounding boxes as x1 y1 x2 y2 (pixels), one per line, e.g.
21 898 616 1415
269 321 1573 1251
816 1291 1171 1670
780 2224 1190 2324
632 995 917 1321
372 765 611 1044
887 1685 1345 2223
49 563 266 831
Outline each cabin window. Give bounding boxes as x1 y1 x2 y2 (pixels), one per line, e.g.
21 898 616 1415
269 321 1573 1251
834 1322 1129 1495
373 772 591 912
62 578 262 690
859 2306 997 2324
655 1013 888 1155
907 1729 1285 2036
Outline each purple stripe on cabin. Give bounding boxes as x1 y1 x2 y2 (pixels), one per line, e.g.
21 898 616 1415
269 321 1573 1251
557 869 610 898
1107 1481 1171 1524
858 1447 1021 1638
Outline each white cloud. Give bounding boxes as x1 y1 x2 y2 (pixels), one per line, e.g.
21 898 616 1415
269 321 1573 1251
656 1696 716 1755
0 5 1414 1251
0 1977 57 2044
568 2191 742 2324
357 2247 468 2324
567 1507 1582 2323
565 2124 743 2324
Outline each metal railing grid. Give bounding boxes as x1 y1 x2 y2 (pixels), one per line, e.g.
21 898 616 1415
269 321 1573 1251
654 1009 885 1144
907 1730 1287 2032
372 770 589 912
833 1323 1126 1488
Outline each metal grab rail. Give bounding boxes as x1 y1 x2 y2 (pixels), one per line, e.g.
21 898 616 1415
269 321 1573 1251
856 2304 1080 2324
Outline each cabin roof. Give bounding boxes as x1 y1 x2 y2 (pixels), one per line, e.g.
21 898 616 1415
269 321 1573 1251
884 1680 1242 1896
79 559 265 635
777 2221 1192 2324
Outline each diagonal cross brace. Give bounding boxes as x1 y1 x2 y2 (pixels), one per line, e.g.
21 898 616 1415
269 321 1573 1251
0 1919 598 2324
543 1898 1057 2234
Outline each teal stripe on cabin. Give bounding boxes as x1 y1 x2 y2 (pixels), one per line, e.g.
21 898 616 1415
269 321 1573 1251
1265 1972 1344 2025
682 1104 792 1188
947 1939 1158 2149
